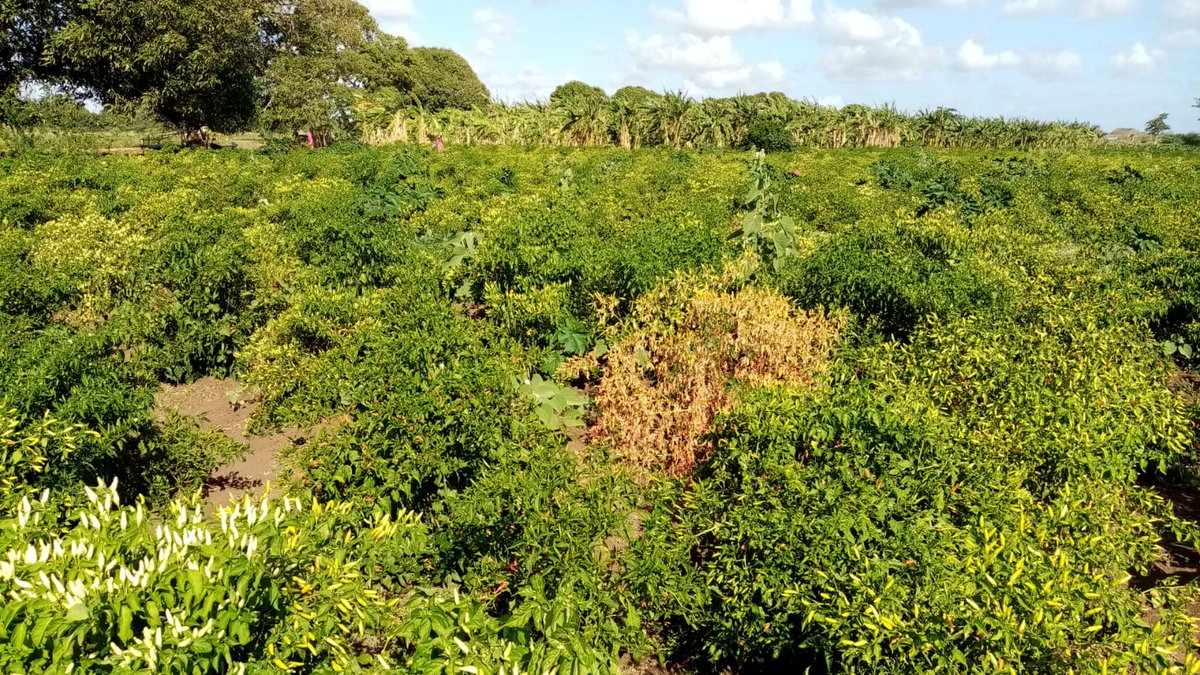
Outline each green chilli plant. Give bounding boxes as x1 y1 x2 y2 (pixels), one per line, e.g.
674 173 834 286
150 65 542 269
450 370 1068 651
441 230 479 299
730 150 800 272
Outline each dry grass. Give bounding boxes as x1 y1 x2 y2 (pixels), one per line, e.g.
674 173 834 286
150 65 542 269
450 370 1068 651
586 282 843 478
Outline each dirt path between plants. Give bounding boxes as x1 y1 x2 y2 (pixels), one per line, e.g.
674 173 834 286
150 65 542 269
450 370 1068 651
156 377 301 509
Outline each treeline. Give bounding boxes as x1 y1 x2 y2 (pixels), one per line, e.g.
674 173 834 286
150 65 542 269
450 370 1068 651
4 2 1106 150
0 0 489 142
363 86 1105 150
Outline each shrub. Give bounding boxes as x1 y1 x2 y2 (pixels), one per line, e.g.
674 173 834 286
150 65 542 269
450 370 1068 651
586 273 843 477
776 220 1014 338
743 119 794 153
628 292 1198 671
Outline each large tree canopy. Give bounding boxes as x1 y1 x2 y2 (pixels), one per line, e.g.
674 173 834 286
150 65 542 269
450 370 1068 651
259 0 390 139
407 47 490 112
2 0 484 135
0 0 67 121
43 0 264 134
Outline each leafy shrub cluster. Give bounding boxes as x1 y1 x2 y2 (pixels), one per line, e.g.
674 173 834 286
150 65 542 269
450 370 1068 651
583 271 844 477
2 145 1200 673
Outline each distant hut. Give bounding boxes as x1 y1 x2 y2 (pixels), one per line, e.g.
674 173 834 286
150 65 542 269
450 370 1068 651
1103 128 1141 143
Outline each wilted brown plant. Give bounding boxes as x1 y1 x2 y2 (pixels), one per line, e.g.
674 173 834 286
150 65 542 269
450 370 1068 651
586 282 843 478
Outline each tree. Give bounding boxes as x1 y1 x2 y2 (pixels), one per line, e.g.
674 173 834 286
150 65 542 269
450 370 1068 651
743 119 794 153
550 81 608 146
42 0 265 138
259 0 398 144
407 48 490 112
0 0 68 124
1145 113 1170 138
609 86 657 148
550 81 606 108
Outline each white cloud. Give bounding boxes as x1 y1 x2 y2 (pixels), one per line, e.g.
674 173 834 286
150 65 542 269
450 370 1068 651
1023 50 1082 78
955 39 1020 69
873 0 979 7
483 63 571 103
473 8 517 37
627 32 743 72
362 0 419 42
1078 0 1139 19
655 0 814 35
1166 0 1200 20
1001 0 1061 16
363 0 415 21
821 7 934 81
625 32 787 92
758 61 787 81
1165 28 1200 47
816 94 845 107
1109 42 1165 74
476 37 495 57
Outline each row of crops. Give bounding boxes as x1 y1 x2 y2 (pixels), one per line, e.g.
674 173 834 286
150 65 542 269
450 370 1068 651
2 144 1200 672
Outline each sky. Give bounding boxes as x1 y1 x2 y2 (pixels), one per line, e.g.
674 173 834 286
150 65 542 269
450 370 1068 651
362 0 1200 132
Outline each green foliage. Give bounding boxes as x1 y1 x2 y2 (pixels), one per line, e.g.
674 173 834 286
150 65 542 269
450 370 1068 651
3 145 1200 675
730 151 800 272
259 0 405 141
0 414 430 672
518 374 586 430
628 293 1197 671
45 0 264 133
1145 113 1170 137
777 220 1015 338
743 119 795 153
407 47 491 112
551 81 608 108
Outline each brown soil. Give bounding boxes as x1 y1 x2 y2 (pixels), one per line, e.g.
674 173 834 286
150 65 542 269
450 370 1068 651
156 377 302 508
1132 480 1200 660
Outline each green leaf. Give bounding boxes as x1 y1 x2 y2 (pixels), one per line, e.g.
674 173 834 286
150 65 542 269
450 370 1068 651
536 405 561 430
117 606 133 643
65 604 90 623
556 326 590 356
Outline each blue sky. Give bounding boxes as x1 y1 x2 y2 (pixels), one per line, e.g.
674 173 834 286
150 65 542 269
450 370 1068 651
363 0 1200 132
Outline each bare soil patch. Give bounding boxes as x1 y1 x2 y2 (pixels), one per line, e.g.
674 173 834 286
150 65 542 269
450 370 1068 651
156 377 303 508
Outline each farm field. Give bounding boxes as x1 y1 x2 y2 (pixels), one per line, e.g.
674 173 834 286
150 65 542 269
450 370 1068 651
3 144 1200 673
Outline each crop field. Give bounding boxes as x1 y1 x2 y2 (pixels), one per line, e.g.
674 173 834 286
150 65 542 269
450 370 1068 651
3 145 1200 673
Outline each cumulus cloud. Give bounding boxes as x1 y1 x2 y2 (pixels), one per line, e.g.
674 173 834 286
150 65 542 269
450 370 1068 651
1109 42 1165 74
955 39 1020 69
627 32 742 71
1166 0 1200 19
758 61 787 81
821 7 934 81
1023 50 1082 77
1078 0 1139 19
363 0 415 21
362 0 419 41
873 0 979 7
483 63 573 103
473 8 517 37
654 0 814 35
1001 0 1061 16
1164 27 1200 47
625 32 787 91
